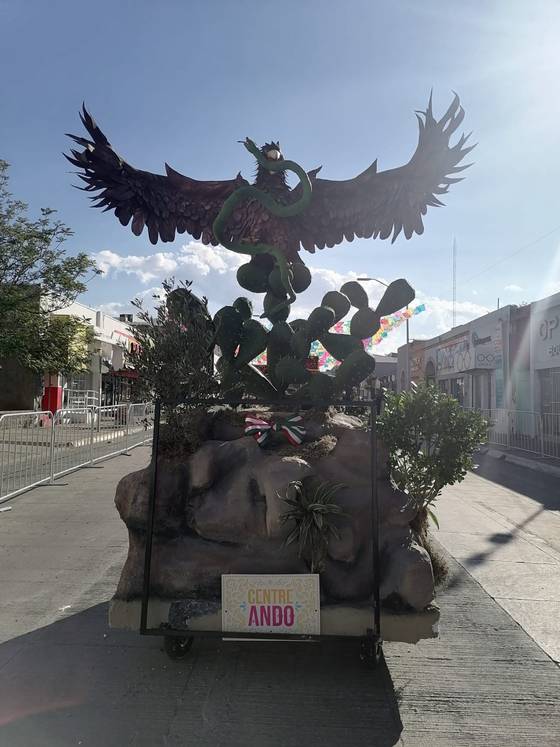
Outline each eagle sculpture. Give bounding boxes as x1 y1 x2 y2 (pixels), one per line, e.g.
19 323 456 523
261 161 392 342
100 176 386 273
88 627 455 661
66 94 472 302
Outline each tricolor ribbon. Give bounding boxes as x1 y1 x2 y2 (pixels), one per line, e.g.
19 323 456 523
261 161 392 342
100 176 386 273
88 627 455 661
244 415 306 447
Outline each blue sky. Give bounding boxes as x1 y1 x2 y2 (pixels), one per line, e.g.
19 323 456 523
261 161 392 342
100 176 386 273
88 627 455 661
2 0 560 352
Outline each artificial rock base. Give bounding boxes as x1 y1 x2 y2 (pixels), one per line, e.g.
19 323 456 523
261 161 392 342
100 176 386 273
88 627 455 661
111 410 437 641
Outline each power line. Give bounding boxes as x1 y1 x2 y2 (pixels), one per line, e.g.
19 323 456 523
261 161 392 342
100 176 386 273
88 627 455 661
461 224 560 285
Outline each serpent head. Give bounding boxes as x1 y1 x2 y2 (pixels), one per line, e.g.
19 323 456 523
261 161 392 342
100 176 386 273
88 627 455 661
242 138 286 174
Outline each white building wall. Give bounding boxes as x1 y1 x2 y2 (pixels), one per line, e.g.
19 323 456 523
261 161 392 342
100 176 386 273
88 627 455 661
51 301 137 402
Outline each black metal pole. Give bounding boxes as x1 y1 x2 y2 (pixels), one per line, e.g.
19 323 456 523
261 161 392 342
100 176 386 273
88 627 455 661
140 399 161 634
370 401 381 640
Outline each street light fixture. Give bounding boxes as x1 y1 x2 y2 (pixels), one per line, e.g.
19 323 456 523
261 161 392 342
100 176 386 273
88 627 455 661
356 277 389 287
356 276 411 391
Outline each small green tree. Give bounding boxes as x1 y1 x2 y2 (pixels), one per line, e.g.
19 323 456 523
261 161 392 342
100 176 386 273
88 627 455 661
31 314 94 375
378 384 487 534
128 279 218 453
0 159 99 373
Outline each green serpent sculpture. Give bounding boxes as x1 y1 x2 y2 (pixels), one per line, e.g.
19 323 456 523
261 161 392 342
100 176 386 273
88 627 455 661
212 138 312 318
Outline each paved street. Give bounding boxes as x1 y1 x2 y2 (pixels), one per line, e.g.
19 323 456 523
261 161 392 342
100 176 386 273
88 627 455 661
0 448 559 745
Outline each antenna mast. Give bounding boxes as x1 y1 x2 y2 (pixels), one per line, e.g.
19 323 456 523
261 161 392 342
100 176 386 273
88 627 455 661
452 236 457 327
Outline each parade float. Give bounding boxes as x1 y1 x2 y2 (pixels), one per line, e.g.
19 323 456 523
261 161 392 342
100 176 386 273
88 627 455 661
66 93 472 663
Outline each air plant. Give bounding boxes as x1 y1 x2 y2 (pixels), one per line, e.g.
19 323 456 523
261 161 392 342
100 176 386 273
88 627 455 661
280 477 345 573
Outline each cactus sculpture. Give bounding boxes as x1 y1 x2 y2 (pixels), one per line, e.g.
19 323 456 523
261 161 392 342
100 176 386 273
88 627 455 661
213 277 415 403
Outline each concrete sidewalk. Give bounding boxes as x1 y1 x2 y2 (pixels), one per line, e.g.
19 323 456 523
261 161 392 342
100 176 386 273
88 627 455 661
435 452 560 663
1 447 559 744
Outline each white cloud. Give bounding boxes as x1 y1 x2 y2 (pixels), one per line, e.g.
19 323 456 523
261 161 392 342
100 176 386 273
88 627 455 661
93 243 245 285
544 279 560 296
178 243 244 276
98 286 164 317
93 242 492 355
98 301 127 316
93 249 179 283
504 283 524 292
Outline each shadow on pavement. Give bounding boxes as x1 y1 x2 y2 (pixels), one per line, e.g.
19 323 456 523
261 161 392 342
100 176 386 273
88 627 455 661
0 602 403 746
472 453 560 511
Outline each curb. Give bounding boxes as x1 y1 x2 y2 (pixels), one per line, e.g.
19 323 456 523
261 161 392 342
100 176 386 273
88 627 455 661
478 445 560 478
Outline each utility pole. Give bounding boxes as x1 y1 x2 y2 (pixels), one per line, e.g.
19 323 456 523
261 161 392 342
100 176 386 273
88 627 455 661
452 236 457 327
405 314 410 391
357 275 411 391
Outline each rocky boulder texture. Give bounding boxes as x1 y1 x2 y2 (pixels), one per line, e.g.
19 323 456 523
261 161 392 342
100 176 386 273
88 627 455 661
114 410 435 614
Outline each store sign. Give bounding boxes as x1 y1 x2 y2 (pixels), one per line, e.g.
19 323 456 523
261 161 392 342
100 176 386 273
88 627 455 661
533 304 560 368
410 350 425 378
470 318 503 370
436 336 471 374
221 574 320 635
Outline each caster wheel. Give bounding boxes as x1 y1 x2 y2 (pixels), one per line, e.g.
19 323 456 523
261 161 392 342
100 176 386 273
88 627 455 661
164 635 194 661
360 637 382 669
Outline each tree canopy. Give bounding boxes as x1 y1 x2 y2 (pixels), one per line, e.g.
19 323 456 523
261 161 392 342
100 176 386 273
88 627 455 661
0 159 99 373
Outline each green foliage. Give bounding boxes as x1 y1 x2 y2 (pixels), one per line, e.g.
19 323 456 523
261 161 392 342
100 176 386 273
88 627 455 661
378 384 488 526
33 315 94 375
128 279 218 410
0 159 100 372
280 477 345 573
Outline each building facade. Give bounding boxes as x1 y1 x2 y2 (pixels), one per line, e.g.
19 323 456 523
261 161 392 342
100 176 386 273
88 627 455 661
397 291 560 419
51 302 139 408
398 306 509 409
528 292 560 417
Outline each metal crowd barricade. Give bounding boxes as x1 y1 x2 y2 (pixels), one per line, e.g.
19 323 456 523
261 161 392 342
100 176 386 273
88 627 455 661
126 402 155 451
91 404 129 462
467 406 560 462
0 411 54 502
50 407 97 479
0 402 154 503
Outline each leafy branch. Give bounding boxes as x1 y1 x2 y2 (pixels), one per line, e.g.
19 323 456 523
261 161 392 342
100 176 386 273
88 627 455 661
378 384 488 532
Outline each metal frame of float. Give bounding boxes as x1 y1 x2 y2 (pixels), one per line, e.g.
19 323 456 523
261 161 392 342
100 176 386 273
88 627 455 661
139 397 382 665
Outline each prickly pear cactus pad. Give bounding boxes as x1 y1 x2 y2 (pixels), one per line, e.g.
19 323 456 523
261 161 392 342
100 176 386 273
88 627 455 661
212 276 415 403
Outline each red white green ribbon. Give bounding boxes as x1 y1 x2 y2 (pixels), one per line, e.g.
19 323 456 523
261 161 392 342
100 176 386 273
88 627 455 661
244 415 305 447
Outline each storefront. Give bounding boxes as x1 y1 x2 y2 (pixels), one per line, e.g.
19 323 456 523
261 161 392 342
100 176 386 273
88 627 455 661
435 334 470 405
530 293 560 416
397 307 509 410
102 368 139 405
467 309 507 410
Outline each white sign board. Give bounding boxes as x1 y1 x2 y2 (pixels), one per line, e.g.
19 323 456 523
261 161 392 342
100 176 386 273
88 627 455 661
470 314 504 370
532 303 560 369
221 574 320 635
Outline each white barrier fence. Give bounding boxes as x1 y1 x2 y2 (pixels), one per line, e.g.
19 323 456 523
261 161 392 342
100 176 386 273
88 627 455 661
469 407 560 461
0 403 153 503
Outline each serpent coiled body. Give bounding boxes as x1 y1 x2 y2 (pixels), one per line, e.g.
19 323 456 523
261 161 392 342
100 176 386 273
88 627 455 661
212 138 312 317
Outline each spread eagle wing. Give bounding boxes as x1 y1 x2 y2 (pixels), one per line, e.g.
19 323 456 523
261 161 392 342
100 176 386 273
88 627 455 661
65 106 249 245
291 93 474 252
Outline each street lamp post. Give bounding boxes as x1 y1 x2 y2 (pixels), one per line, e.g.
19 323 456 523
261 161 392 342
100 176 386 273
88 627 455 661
357 276 410 391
